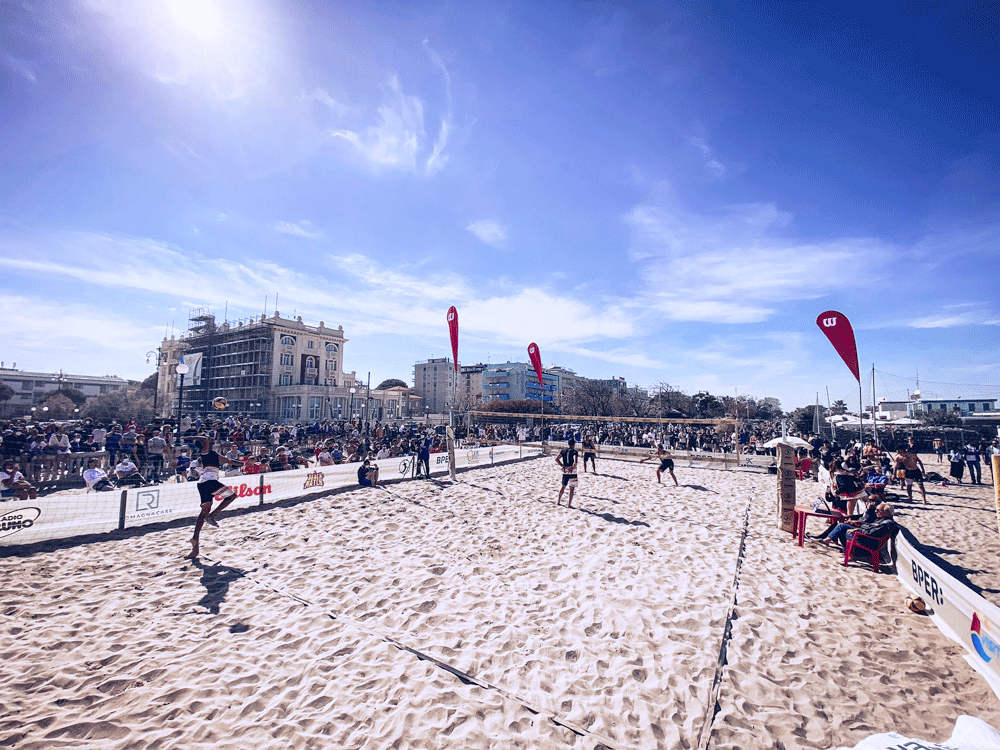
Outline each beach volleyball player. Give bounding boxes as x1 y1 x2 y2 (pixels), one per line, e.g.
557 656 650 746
556 438 579 508
640 444 678 486
185 437 238 559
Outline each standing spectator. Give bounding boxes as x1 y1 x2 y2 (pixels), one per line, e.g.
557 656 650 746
965 441 982 485
948 446 966 484
92 424 107 451
146 430 167 482
105 426 123 464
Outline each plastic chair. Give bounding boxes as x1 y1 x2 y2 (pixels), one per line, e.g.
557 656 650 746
843 528 898 574
797 458 813 480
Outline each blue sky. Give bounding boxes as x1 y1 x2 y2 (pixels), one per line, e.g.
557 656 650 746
1 0 997 411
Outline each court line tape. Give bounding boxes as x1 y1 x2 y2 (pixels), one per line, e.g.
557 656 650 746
696 492 752 750
200 554 626 750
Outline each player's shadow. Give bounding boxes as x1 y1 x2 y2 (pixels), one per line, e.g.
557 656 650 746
599 473 629 481
190 559 245 615
577 507 649 528
684 484 718 493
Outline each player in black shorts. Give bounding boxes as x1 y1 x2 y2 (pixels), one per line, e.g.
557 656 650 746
640 444 678 486
185 437 239 559
556 438 579 508
581 434 597 474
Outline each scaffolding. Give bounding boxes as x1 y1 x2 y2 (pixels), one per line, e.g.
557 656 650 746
182 310 274 420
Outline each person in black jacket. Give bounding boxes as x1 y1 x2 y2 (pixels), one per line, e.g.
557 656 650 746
826 503 898 550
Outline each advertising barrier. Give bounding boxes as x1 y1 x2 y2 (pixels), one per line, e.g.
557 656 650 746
0 444 541 548
896 531 1000 700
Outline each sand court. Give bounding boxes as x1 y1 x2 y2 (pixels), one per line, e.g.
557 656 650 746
3 456 1000 749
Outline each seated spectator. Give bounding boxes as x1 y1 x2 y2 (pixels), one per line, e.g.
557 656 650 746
114 455 144 486
1 459 37 500
825 502 898 550
332 445 344 464
83 458 115 492
317 445 334 466
862 465 889 498
357 458 379 488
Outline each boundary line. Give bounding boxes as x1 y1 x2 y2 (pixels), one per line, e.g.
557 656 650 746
696 492 752 750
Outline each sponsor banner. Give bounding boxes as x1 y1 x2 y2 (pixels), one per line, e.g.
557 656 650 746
0 445 539 547
0 495 121 545
176 352 204 386
896 532 1000 700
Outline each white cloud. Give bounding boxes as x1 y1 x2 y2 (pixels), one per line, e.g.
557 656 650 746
300 87 351 117
910 311 1000 328
273 220 321 239
3 55 37 84
330 42 453 177
689 137 726 179
624 192 888 323
466 220 507 246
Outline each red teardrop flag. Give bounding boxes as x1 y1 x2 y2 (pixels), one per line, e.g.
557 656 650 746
527 343 544 388
816 310 860 382
447 306 459 373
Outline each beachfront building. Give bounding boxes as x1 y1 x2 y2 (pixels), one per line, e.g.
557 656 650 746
0 367 127 416
481 361 559 404
155 309 423 424
458 364 486 411
413 358 456 415
877 396 998 419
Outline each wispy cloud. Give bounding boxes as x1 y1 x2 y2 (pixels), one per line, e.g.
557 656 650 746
330 42 453 177
466 219 506 246
689 137 726 179
3 55 37 84
910 309 1000 328
625 190 888 323
273 220 321 239
300 87 351 117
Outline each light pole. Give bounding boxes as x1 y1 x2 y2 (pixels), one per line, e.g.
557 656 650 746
349 387 357 426
175 361 189 446
146 350 160 417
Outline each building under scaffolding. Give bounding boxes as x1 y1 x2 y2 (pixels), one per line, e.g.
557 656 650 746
156 309 421 424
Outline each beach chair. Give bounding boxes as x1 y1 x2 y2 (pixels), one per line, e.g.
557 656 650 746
796 457 813 480
843 527 898 574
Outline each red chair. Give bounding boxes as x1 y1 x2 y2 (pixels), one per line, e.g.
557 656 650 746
843 528 898 574
796 458 813 480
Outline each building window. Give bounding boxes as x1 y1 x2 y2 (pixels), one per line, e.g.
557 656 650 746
985 403 991 412
969 403 976 412
308 397 322 419
21 381 33 390
280 353 293 366
307 340 314 349
305 356 317 369
280 335 296 346
279 374 292 386
304 376 316 385
326 343 339 353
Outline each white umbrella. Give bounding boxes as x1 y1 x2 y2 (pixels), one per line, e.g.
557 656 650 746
889 417 921 425
763 436 812 449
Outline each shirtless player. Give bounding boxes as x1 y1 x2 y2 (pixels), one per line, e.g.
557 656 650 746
640 444 678 486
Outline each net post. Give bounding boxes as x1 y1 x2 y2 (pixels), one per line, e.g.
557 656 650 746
118 490 128 531
259 473 265 507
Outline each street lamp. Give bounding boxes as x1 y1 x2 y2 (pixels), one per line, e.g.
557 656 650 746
175 361 189 445
146 350 160 417
349 387 357 424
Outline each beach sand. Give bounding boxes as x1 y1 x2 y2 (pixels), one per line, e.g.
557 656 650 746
3 454 999 749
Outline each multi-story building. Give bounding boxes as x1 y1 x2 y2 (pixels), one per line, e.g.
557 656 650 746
547 366 585 410
877 396 997 419
0 367 127 416
481 361 558 403
458 364 486 410
156 309 421 424
413 358 456 415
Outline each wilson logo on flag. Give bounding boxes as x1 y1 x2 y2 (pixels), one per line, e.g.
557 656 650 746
816 310 860 382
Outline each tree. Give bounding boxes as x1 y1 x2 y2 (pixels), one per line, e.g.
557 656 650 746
139 373 158 392
564 381 616 416
81 387 154 424
0 383 13 407
692 392 724 418
38 387 86 406
788 406 816 435
376 378 409 390
611 388 650 418
39 394 78 420
830 399 848 415
481 398 551 414
917 409 961 427
650 382 691 417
